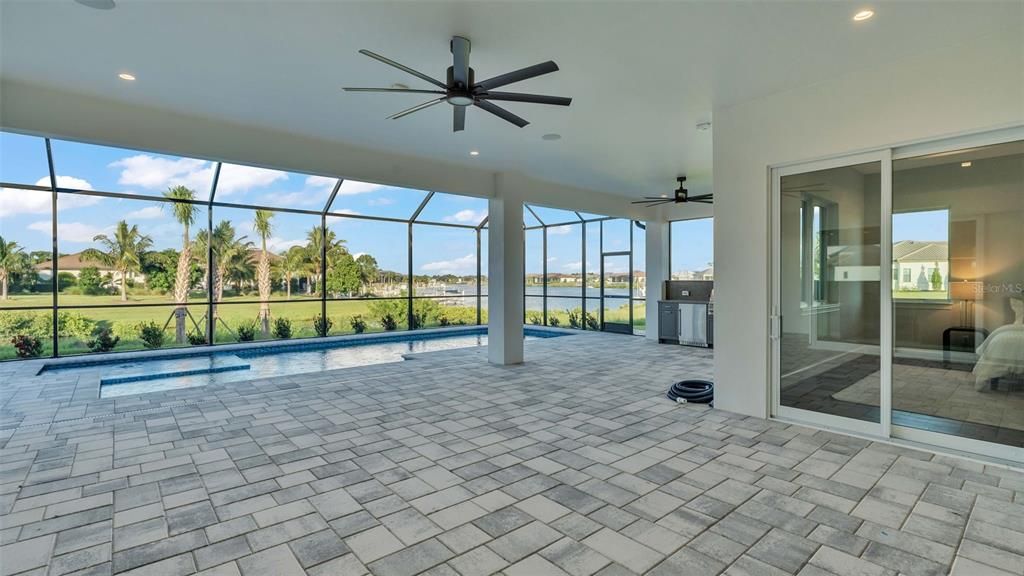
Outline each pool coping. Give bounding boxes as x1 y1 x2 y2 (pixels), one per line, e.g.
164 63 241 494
26 325 575 401
35 324 574 374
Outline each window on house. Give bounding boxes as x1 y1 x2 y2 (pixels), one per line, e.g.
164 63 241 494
892 209 949 300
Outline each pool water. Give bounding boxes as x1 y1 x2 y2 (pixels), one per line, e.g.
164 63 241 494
43 329 558 398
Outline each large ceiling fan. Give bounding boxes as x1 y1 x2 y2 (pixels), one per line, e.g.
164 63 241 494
343 36 572 132
633 177 713 206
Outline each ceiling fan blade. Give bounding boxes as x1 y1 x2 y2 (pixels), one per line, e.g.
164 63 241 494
474 100 529 128
343 87 445 94
359 49 447 89
388 97 446 120
475 61 559 91
451 36 471 87
453 106 466 132
687 194 714 201
478 91 572 106
689 199 714 204
632 199 671 205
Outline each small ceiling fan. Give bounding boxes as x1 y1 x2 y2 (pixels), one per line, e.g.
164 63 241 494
633 177 713 206
343 36 571 132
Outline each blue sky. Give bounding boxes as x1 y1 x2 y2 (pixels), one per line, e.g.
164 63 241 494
2 131 643 277
671 218 714 274
0 131 492 275
893 209 948 242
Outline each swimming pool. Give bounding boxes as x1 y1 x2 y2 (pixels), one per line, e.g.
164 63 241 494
42 327 565 398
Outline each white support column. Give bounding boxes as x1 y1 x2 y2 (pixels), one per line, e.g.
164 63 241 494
488 178 524 365
645 220 669 341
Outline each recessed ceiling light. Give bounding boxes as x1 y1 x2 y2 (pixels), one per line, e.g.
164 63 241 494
469 150 480 156
542 133 562 141
961 161 972 167
118 72 136 81
391 83 409 90
660 194 668 198
853 10 874 21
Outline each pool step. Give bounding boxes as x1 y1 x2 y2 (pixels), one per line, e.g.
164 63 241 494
99 355 250 385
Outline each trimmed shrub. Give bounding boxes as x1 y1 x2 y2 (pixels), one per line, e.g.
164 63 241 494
236 321 257 342
379 312 398 331
547 316 560 327
567 308 581 329
87 327 120 353
11 334 43 358
272 317 292 339
138 322 166 349
528 313 542 325
313 314 332 337
187 330 207 345
584 312 599 330
350 315 367 334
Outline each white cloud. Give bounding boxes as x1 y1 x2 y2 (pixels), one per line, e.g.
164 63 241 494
305 175 338 190
336 180 384 196
30 220 109 243
368 197 395 207
263 191 322 207
111 154 213 191
563 261 582 272
0 175 100 216
547 257 557 263
265 237 305 254
332 208 361 216
215 163 287 196
547 225 573 236
50 175 94 191
444 209 485 224
110 155 290 198
421 253 475 274
124 206 164 219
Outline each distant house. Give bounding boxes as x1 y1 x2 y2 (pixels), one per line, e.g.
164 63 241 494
34 252 146 284
672 267 713 281
892 240 948 292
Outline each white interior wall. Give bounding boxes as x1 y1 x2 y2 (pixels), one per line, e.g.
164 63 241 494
713 28 1024 418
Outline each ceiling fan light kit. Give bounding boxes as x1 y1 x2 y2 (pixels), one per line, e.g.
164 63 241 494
344 36 572 132
633 176 714 206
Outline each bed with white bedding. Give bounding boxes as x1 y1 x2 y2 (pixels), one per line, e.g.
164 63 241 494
974 323 1024 390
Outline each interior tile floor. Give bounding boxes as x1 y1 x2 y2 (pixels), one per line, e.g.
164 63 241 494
1 331 1023 576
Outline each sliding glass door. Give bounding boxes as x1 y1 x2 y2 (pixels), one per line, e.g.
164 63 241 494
772 152 889 435
772 130 1024 461
890 140 1024 454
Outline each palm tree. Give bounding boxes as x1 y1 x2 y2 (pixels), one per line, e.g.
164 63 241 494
196 221 253 318
82 221 152 302
305 225 346 295
164 186 198 343
254 210 274 335
278 246 308 300
0 236 27 300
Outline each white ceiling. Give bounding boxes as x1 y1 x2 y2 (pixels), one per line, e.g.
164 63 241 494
0 0 1016 199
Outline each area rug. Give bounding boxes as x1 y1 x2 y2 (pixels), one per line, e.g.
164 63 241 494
832 363 1024 430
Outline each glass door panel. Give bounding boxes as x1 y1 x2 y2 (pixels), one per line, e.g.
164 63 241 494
777 159 883 427
601 254 631 333
891 141 1024 448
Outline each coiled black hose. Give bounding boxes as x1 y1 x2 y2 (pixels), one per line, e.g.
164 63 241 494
667 379 714 405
